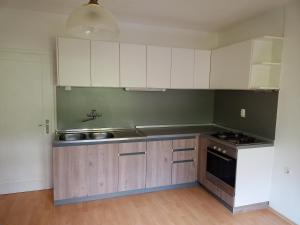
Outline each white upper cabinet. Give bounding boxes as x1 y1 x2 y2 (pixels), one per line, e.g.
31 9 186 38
57 37 213 89
194 50 211 89
120 43 147 88
147 46 171 88
57 37 91 87
210 36 283 90
171 48 195 89
210 40 252 90
91 41 120 87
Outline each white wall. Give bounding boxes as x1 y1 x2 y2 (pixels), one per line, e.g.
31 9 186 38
217 7 285 47
0 7 217 53
270 1 300 224
0 7 217 194
216 3 300 223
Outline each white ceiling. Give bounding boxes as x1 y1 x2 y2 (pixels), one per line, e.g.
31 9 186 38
0 0 291 31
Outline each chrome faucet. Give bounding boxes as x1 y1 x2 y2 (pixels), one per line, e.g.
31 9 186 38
82 109 102 122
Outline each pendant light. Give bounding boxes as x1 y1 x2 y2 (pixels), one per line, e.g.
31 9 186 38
66 0 119 40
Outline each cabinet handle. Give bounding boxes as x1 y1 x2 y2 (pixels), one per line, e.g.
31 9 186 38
173 148 195 152
172 159 194 164
119 152 146 157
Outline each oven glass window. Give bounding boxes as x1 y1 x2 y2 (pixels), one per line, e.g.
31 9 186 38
206 148 237 187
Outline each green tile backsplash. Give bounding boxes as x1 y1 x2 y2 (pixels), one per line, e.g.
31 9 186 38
56 87 278 139
56 87 215 129
214 90 278 139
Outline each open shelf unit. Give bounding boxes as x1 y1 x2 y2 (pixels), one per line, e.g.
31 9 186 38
249 36 283 89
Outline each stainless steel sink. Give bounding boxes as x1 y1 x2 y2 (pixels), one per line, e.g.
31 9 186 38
59 133 87 141
56 128 144 143
89 132 114 140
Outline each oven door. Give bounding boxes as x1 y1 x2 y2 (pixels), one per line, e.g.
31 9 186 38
206 147 236 188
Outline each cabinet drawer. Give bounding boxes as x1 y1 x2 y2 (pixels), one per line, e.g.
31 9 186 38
172 160 196 184
172 138 195 150
118 154 146 191
173 149 196 161
119 142 146 154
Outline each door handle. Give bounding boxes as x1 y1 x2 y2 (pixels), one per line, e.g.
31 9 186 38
38 119 50 134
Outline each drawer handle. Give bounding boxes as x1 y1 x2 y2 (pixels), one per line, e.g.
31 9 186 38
173 159 194 164
173 148 195 152
119 152 146 156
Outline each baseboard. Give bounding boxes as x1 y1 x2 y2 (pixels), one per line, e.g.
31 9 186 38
55 182 199 205
268 207 298 225
233 202 269 214
0 179 52 195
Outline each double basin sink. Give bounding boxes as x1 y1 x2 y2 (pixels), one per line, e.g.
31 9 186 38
57 128 143 142
59 132 114 141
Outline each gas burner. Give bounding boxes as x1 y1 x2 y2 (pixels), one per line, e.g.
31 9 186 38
211 131 260 145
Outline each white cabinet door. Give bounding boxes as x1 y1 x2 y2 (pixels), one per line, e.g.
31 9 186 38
171 48 195 89
194 50 211 89
120 43 146 88
210 40 252 89
147 46 171 88
57 37 91 86
91 41 119 87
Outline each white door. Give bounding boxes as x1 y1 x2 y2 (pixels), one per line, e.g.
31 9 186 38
57 37 91 87
147 46 171 88
194 50 211 89
171 48 195 89
210 40 252 89
120 43 147 88
0 50 54 194
91 41 120 87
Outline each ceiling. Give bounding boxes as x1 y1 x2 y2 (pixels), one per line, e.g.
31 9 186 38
0 0 291 31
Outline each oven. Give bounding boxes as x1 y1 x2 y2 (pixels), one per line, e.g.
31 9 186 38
205 140 237 197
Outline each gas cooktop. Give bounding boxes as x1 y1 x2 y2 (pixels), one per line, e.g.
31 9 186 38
211 131 265 145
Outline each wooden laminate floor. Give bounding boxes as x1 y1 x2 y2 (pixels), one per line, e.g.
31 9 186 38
0 187 291 225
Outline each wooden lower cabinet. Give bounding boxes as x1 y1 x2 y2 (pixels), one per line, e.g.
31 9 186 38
118 153 146 191
172 160 196 184
171 137 198 185
53 146 89 201
87 144 119 195
53 138 199 202
146 140 172 188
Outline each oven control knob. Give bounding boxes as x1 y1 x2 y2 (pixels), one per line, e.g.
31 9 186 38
218 147 222 152
213 146 217 150
222 150 227 154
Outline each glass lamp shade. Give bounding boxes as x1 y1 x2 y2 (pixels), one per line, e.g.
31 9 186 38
66 2 119 40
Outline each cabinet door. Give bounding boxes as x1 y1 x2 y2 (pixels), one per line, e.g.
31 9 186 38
57 37 90 86
53 146 88 200
210 40 252 89
194 50 211 89
87 144 118 196
91 41 120 87
171 48 195 89
146 140 172 188
118 153 146 191
172 160 196 184
120 43 146 88
147 46 171 88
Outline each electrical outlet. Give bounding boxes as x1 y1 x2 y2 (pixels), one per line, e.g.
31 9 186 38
284 167 291 174
240 109 246 118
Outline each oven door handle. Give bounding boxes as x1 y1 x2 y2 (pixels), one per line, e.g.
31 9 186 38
207 150 232 162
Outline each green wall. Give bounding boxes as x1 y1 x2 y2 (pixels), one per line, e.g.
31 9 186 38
214 90 278 139
56 87 215 129
56 88 279 140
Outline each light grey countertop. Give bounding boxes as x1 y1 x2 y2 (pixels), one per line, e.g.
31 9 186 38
53 124 274 148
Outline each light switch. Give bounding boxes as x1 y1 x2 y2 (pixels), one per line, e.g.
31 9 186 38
240 109 246 118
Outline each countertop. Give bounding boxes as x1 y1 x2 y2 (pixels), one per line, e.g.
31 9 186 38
53 124 273 148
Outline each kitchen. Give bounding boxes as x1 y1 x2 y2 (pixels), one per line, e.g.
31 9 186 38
0 0 299 224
